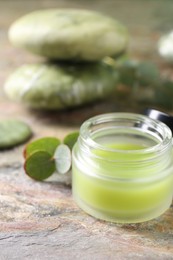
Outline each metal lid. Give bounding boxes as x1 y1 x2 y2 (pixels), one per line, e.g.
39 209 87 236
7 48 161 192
144 108 173 134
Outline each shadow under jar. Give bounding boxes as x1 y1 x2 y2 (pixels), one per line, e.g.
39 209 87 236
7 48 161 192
72 113 173 223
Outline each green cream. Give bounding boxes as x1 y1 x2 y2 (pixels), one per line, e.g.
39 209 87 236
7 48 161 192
72 142 173 223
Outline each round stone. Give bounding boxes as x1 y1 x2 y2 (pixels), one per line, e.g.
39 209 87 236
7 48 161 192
158 31 173 63
0 119 32 149
8 9 128 61
4 61 119 110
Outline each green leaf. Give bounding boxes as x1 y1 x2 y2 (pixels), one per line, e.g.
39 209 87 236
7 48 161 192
24 151 55 181
54 144 71 174
63 131 79 150
117 60 139 86
24 137 60 159
136 61 160 86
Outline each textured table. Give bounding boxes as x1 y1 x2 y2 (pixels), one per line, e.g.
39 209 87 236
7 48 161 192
0 1 173 259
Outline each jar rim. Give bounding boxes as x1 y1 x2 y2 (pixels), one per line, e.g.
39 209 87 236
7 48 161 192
80 112 172 155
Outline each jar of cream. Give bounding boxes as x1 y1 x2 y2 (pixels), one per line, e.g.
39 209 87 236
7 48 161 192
72 113 173 223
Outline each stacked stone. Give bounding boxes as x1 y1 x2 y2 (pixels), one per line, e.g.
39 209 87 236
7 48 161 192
4 9 128 110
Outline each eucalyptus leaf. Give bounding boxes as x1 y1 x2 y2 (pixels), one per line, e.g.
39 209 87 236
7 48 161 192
136 61 160 86
24 151 55 181
24 137 60 159
117 60 160 87
63 131 79 150
54 144 71 174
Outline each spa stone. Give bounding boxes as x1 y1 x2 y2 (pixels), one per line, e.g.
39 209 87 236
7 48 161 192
9 9 128 61
4 62 118 110
158 31 173 63
0 119 32 149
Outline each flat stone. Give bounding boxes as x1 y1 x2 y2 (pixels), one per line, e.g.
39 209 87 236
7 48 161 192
8 9 128 61
0 119 32 149
4 61 119 110
158 31 173 63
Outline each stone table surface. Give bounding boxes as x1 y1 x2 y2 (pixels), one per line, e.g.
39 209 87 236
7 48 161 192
0 1 173 259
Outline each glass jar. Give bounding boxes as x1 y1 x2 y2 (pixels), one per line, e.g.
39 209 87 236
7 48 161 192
72 113 173 223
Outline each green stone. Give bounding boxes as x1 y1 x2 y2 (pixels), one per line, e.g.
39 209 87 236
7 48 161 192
0 119 32 149
158 31 173 63
4 62 119 110
9 9 128 61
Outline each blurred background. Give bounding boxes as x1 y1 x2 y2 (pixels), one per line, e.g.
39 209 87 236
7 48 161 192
1 0 173 127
